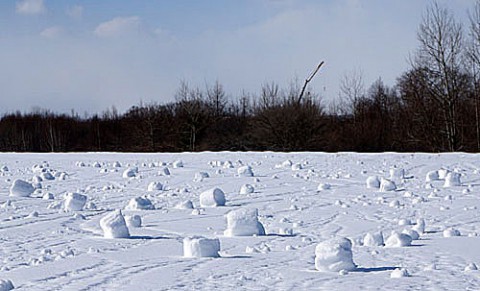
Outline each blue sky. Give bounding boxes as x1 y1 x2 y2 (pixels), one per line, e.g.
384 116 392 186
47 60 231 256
0 0 472 114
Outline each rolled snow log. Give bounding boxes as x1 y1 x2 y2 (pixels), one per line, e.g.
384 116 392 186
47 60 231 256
363 232 384 247
194 172 209 181
366 176 380 189
0 279 14 291
443 228 461 237
175 200 194 209
122 167 138 178
199 188 226 207
125 215 142 228
173 160 184 168
159 167 171 176
317 183 331 191
315 237 356 272
125 197 155 210
224 208 265 237
239 184 255 194
444 172 461 187
402 229 420 240
9 179 34 197
425 170 439 182
385 232 412 247
147 182 163 192
438 169 450 180
64 192 87 211
413 218 426 234
390 268 410 278
237 166 254 177
41 172 55 181
183 236 220 258
100 210 130 239
379 178 396 192
389 168 405 181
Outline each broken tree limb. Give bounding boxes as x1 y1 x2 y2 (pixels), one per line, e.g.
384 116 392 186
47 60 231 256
298 61 325 104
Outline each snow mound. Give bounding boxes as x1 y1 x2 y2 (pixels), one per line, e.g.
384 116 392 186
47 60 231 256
315 237 356 272
147 182 163 192
366 176 380 189
426 170 439 182
175 200 194 209
9 179 34 197
237 166 254 177
199 188 226 207
385 232 412 247
380 178 396 192
443 228 461 237
363 232 384 247
183 236 220 258
224 208 265 237
239 184 255 194
0 279 14 291
100 210 130 239
125 197 155 210
390 268 410 278
64 193 87 211
444 172 461 187
122 167 138 178
125 215 142 228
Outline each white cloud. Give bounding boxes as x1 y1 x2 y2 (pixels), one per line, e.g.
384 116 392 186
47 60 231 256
66 5 83 20
16 0 46 15
40 26 64 39
94 16 141 38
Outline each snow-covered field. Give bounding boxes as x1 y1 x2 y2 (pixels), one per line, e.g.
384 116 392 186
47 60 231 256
2 152 480 290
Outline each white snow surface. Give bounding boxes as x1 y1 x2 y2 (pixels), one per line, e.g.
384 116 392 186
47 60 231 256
2 152 480 290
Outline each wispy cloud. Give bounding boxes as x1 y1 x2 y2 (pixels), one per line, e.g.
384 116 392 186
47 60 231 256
16 0 46 15
66 5 83 20
94 16 141 38
40 26 64 39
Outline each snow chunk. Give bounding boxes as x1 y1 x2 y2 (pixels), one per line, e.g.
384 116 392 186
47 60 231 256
125 215 142 228
444 172 461 187
194 172 209 181
366 176 380 189
0 279 14 291
224 208 265 237
147 182 163 192
413 219 426 234
42 192 54 200
122 167 138 178
315 237 356 272
390 268 410 278
64 193 87 211
199 188 226 207
402 229 420 240
438 169 450 180
100 210 130 239
239 184 254 194
183 236 220 258
380 178 396 192
237 166 254 177
363 232 384 247
385 232 412 247
443 228 461 237
9 179 34 197
125 197 155 210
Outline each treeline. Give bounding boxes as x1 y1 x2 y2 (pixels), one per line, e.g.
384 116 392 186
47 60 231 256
2 2 480 153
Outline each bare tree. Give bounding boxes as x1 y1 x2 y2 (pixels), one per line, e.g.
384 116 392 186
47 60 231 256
414 1 464 151
467 0 480 150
